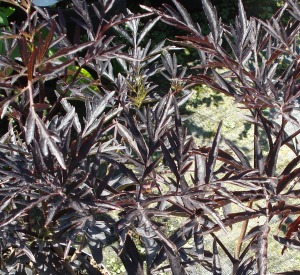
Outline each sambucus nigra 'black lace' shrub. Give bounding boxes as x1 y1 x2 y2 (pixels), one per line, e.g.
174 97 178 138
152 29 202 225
0 0 300 274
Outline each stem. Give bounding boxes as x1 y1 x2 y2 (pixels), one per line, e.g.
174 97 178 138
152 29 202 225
52 245 76 275
47 220 76 275
70 234 86 263
234 201 253 259
28 80 34 107
260 190 270 275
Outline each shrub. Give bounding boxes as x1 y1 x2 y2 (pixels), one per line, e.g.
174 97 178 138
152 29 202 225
0 0 299 274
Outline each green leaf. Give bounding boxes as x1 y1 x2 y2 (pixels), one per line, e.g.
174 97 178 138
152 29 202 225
0 10 8 26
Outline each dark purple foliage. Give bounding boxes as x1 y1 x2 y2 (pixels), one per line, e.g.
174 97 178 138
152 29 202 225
0 0 299 274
